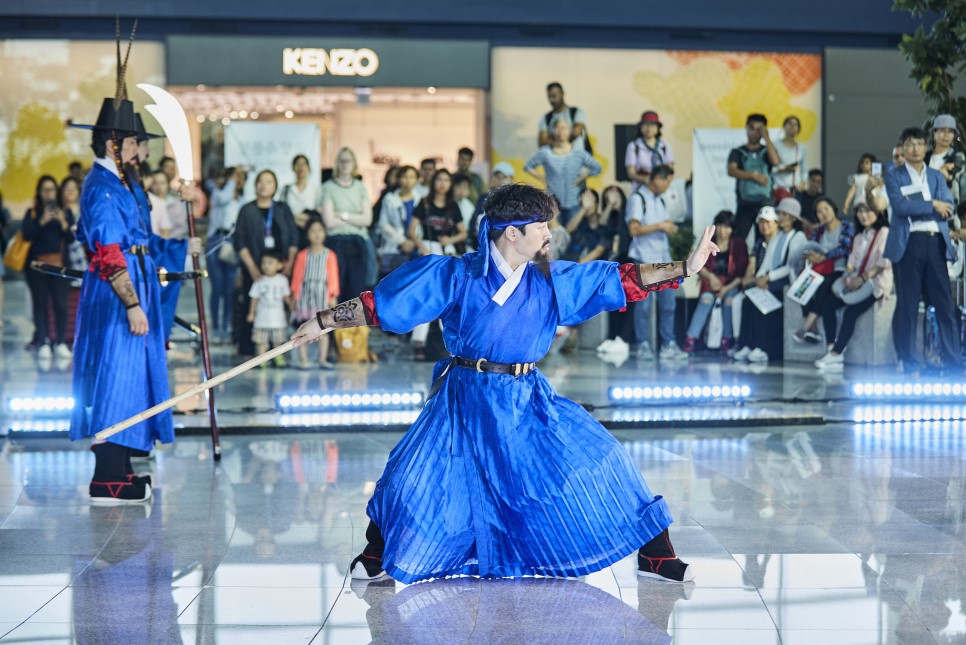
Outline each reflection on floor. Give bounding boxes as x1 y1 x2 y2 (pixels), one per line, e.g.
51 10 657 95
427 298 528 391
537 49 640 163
1 426 964 644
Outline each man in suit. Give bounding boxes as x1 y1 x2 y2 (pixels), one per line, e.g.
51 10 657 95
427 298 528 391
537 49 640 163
884 126 962 374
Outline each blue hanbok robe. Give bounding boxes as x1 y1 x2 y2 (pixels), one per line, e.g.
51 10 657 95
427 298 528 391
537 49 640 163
70 163 174 452
367 251 674 583
132 184 187 342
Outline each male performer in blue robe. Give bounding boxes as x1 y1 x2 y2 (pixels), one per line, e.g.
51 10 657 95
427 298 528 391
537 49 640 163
70 92 200 504
293 184 718 583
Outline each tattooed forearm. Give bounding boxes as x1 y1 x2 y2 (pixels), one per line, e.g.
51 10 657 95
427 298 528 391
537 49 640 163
107 269 140 308
637 261 687 289
316 297 368 329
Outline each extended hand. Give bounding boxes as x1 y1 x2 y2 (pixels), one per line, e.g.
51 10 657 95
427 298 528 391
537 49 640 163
686 225 720 276
291 316 325 348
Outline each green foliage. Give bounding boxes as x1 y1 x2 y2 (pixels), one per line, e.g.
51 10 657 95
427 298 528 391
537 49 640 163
893 0 966 130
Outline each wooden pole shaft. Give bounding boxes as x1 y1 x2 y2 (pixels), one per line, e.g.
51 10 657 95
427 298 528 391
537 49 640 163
94 332 328 442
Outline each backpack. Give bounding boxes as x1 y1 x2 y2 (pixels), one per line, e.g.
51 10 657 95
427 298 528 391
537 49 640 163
544 107 593 156
737 147 772 203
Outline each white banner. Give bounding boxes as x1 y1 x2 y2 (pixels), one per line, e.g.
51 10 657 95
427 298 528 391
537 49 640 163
691 128 744 237
224 122 321 198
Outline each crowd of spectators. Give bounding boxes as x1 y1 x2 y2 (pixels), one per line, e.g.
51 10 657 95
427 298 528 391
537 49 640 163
3 81 965 375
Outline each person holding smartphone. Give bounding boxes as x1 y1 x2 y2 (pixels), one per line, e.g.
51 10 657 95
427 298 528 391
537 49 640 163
21 175 75 359
772 115 806 197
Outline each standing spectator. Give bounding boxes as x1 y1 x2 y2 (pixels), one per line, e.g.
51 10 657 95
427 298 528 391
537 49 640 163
727 114 780 242
0 191 9 329
595 186 636 352
147 170 174 237
413 158 436 200
408 169 467 257
207 166 247 342
21 175 75 359
927 114 965 206
234 169 298 356
371 165 400 236
68 161 86 183
890 144 905 171
291 219 340 369
537 82 588 151
282 154 323 248
525 119 602 223
60 176 82 219
563 189 608 263
772 115 807 197
159 156 177 184
456 147 486 204
377 165 419 276
842 153 876 213
624 111 674 191
794 169 824 231
626 165 685 362
321 146 375 303
452 173 476 243
731 207 791 363
885 126 962 374
682 210 749 354
792 197 855 345
814 203 892 370
246 252 292 367
471 162 515 237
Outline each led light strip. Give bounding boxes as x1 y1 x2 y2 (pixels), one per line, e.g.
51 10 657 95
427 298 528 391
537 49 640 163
851 382 964 399
6 397 75 413
852 404 966 423
609 384 751 402
276 391 425 412
8 419 72 432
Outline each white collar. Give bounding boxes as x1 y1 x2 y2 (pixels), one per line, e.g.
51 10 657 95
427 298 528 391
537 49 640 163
489 241 529 306
94 156 121 179
904 162 927 185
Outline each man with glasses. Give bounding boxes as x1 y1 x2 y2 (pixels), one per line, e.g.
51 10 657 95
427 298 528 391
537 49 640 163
884 127 962 375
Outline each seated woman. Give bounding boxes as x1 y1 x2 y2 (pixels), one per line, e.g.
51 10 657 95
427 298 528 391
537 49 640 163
682 210 748 354
814 202 891 370
791 196 855 345
731 206 799 363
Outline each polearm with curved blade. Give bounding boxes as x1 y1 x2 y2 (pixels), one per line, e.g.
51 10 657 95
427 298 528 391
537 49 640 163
138 83 221 461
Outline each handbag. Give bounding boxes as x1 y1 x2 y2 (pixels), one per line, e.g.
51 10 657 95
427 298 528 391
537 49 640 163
704 302 723 349
3 231 31 271
811 258 835 276
831 229 879 306
217 239 239 266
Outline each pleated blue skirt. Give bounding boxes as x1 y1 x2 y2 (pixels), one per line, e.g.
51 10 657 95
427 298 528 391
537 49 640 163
367 365 673 584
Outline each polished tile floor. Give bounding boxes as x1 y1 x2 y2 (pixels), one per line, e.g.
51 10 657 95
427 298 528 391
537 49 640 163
2 281 966 643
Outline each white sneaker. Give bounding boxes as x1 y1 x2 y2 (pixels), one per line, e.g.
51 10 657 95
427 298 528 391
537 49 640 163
54 343 72 360
747 348 769 363
732 346 752 361
38 344 53 360
636 342 656 362
660 341 688 362
608 337 630 354
815 352 844 370
596 339 617 353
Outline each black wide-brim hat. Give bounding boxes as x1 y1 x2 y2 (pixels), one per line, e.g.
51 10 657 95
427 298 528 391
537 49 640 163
68 97 161 139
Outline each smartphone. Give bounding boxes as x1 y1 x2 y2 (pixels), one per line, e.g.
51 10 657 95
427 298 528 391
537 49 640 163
871 162 882 177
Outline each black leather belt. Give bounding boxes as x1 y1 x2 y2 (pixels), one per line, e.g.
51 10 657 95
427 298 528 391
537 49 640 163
910 231 940 237
454 356 536 376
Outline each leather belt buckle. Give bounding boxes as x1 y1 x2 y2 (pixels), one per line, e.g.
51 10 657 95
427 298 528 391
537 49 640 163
475 358 487 373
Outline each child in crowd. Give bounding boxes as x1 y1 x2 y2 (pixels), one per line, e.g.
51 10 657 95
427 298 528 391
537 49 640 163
842 153 876 213
291 219 340 369
247 251 293 367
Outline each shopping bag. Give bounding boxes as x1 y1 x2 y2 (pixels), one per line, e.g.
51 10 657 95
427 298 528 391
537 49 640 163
787 264 825 306
704 301 723 349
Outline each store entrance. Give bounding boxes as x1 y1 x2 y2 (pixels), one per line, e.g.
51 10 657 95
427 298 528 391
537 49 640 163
170 85 487 197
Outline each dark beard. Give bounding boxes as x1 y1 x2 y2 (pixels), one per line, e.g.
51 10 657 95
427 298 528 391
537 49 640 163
534 248 551 279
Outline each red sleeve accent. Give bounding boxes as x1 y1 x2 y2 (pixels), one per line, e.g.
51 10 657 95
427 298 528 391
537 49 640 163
360 291 380 327
89 242 127 281
619 263 681 304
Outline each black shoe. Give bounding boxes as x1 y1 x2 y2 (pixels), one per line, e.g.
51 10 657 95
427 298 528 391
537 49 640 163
638 529 696 583
90 479 152 505
350 553 388 580
127 473 153 488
